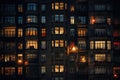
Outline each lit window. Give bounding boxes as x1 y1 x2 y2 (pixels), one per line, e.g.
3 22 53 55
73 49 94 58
90 16 95 24
95 54 106 62
18 43 23 50
26 28 38 36
54 65 64 72
4 27 16 37
41 4 46 11
55 3 59 10
41 16 46 23
107 41 111 50
90 41 94 49
5 67 15 75
18 28 23 37
107 17 111 25
27 3 37 11
18 54 23 64
41 28 46 37
60 3 64 10
4 54 16 62
18 4 23 12
90 16 106 24
41 41 46 49
70 16 75 24
26 40 38 49
78 28 87 37
18 16 23 24
54 27 64 34
27 15 37 23
70 5 75 12
41 66 46 74
52 40 65 47
18 67 22 75
80 56 86 63
95 41 105 49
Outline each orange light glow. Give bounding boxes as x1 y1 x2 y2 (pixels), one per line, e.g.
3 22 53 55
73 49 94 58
24 61 29 66
114 73 119 78
18 60 22 64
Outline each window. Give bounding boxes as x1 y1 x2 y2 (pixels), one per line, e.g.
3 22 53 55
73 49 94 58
27 3 37 11
41 55 46 62
107 41 111 50
80 56 86 63
27 53 37 59
54 14 64 22
4 54 16 62
18 43 23 50
5 67 15 75
54 27 64 35
5 42 16 50
4 4 15 13
41 66 46 74
90 16 106 24
78 40 86 49
41 41 46 49
95 66 106 74
70 16 75 24
41 4 46 11
18 54 23 64
95 54 106 62
18 28 23 37
54 65 64 72
26 28 38 36
18 4 23 12
78 16 86 24
5 17 15 24
0 67 4 75
18 67 23 75
52 40 65 47
52 2 66 10
27 15 37 23
90 41 94 49
41 28 46 37
70 5 75 12
95 29 106 36
70 28 75 36
4 27 16 37
78 28 87 37
95 41 105 49
26 40 38 49
94 4 106 11
114 42 120 50
54 77 64 80
41 16 46 23
18 16 23 24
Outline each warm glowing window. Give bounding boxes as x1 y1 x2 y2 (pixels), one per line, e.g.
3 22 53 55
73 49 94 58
41 28 46 37
78 28 86 37
18 54 23 64
55 3 59 10
5 67 15 75
41 66 46 74
54 27 64 34
18 28 23 37
60 3 64 10
70 16 75 24
95 41 105 49
80 56 86 63
52 2 65 10
26 40 38 49
70 5 75 12
90 16 95 24
27 15 37 23
107 41 111 50
4 27 16 37
18 67 22 75
26 28 37 36
90 41 94 49
54 65 64 72
4 54 15 62
18 4 23 12
18 43 23 50
52 40 65 47
107 17 111 25
95 54 106 62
